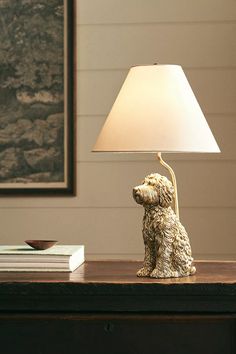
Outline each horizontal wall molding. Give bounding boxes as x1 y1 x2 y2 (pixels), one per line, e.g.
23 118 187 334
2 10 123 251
0 206 234 210
78 160 236 164
78 67 236 72
78 20 236 27
78 113 236 118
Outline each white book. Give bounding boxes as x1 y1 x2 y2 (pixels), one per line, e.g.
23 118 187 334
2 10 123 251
0 245 85 272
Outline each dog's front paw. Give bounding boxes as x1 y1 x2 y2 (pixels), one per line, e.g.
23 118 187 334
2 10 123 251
137 267 154 277
150 268 165 278
150 268 179 278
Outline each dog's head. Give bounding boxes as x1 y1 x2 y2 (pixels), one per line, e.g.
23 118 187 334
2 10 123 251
133 173 174 208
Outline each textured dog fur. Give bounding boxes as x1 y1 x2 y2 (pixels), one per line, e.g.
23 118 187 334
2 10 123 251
133 173 196 278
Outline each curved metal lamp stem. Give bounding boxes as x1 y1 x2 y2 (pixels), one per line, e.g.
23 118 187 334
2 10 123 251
157 153 179 219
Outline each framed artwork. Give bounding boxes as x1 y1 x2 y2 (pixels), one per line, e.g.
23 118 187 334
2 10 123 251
0 0 75 195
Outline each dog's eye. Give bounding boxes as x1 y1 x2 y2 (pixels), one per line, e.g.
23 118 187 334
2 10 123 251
148 180 155 186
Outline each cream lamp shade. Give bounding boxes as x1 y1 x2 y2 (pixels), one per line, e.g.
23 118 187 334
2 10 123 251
93 64 220 153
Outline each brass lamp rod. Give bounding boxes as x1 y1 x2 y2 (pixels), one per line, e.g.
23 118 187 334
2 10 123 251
157 152 179 219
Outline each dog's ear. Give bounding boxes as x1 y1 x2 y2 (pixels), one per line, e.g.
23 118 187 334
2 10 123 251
158 177 174 208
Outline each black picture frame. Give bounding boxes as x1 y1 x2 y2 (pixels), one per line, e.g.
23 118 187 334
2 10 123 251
0 0 76 196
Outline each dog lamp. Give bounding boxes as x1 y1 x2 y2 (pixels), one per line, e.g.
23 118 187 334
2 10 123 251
93 64 220 278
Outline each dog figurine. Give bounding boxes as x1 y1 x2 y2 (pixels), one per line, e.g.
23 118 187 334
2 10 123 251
133 173 196 278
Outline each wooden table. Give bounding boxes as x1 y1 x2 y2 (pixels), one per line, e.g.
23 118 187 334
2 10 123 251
0 261 235 354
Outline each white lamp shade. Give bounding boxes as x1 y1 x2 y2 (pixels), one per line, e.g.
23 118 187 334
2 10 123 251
93 65 220 153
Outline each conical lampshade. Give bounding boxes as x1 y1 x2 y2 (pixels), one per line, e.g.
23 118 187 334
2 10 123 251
93 64 220 153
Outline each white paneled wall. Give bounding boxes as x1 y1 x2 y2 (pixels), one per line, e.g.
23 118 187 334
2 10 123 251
1 0 235 260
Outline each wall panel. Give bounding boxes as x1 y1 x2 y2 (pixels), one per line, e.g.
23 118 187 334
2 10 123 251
77 69 236 115
0 208 235 258
78 115 235 161
1 0 235 260
0 161 235 208
78 23 236 69
78 0 236 24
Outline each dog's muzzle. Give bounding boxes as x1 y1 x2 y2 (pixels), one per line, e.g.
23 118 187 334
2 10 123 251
133 186 143 204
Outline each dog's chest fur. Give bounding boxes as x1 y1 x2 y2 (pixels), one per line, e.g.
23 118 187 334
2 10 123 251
142 206 169 242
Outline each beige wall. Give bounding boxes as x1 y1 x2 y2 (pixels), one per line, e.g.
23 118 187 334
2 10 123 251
1 0 235 260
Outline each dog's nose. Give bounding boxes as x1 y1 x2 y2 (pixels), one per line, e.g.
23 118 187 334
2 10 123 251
133 186 143 204
133 187 140 198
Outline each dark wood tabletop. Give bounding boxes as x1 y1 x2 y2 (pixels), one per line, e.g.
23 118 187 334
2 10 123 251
0 260 235 283
0 261 235 354
0 261 235 313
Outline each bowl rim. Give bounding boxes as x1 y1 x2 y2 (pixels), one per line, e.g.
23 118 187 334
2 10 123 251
25 240 58 243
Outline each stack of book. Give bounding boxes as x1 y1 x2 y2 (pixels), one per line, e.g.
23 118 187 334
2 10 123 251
0 245 84 272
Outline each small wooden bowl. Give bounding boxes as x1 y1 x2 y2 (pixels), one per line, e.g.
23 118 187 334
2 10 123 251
25 240 58 250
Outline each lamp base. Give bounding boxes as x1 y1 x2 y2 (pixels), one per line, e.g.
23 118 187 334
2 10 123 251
133 173 196 279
